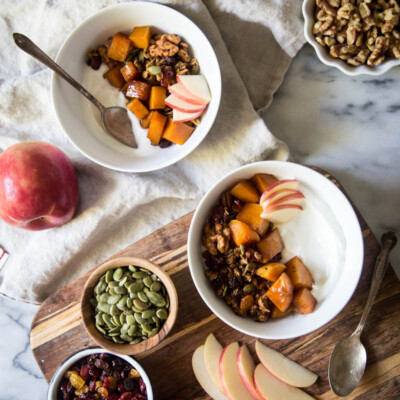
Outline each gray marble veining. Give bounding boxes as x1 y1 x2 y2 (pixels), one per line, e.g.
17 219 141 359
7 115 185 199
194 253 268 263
1 44 399 398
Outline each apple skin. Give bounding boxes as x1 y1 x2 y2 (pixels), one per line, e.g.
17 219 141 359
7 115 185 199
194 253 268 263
0 141 79 231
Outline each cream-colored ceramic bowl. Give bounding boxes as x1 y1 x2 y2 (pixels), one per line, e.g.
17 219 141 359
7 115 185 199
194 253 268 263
303 0 400 76
52 2 221 172
187 161 364 340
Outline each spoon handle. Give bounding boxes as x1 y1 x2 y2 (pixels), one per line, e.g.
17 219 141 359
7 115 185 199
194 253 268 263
354 231 397 336
13 33 105 112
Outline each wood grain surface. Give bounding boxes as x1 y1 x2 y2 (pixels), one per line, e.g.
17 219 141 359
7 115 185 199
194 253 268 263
30 168 400 400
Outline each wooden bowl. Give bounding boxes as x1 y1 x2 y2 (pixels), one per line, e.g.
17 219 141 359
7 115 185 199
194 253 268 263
81 257 178 355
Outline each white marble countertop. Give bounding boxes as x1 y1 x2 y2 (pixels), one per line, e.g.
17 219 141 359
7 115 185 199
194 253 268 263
1 44 399 399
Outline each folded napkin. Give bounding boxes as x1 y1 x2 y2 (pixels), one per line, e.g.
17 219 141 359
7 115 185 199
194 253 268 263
0 0 304 303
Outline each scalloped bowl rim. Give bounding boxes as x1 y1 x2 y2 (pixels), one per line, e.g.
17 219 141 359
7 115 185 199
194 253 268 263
302 0 400 76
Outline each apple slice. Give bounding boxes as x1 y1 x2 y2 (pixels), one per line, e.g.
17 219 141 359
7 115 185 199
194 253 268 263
260 188 300 207
192 345 229 400
259 179 299 206
220 342 256 400
237 344 261 400
254 364 316 400
255 341 318 388
260 204 303 224
177 75 211 103
165 94 207 113
173 108 204 122
169 83 209 105
204 333 224 392
262 192 305 208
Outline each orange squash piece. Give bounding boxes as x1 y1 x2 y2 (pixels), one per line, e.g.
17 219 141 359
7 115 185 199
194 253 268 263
127 98 149 120
293 288 317 314
140 111 154 129
107 33 131 62
149 86 167 110
103 66 126 88
129 26 152 49
236 203 269 236
147 111 167 146
229 220 260 247
271 304 294 318
125 80 151 101
286 256 313 290
256 263 286 281
162 119 194 145
120 62 139 82
256 228 284 263
251 173 278 195
266 272 293 312
230 180 259 203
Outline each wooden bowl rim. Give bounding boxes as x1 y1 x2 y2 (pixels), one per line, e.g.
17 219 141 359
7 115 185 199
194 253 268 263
80 256 178 356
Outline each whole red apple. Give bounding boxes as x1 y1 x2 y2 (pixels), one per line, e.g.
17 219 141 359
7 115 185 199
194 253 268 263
0 141 79 230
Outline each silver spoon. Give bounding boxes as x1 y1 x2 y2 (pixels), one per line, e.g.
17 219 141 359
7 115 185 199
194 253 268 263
13 33 137 148
328 231 397 397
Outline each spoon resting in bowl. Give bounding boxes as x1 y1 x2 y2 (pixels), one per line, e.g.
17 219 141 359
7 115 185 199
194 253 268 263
328 231 397 397
13 33 137 148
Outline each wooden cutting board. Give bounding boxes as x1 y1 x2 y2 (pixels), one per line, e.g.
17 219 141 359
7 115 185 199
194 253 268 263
30 168 400 400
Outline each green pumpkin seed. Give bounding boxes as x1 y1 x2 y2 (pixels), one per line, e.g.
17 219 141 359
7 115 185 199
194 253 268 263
130 338 142 344
143 287 150 294
128 325 137 336
119 313 127 324
133 298 149 310
110 304 120 315
126 314 136 326
108 281 119 288
108 326 120 334
128 265 136 272
98 302 111 314
112 336 124 343
156 308 168 320
90 298 97 308
131 305 142 313
142 309 156 319
243 284 256 293
103 314 113 326
99 293 110 303
129 292 138 299
109 331 120 337
113 268 124 281
114 286 127 295
107 295 121 305
150 282 161 292
143 276 153 288
151 273 158 281
112 315 122 326
119 276 128 287
129 281 144 293
105 270 113 283
95 313 104 326
96 324 106 334
127 298 133 308
120 324 129 335
137 291 148 303
134 313 146 324
148 65 161 75
133 271 147 279
147 291 166 307
121 334 133 342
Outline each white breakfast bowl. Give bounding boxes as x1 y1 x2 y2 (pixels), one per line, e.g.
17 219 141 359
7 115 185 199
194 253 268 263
47 348 153 399
52 2 221 172
302 0 400 76
187 161 364 339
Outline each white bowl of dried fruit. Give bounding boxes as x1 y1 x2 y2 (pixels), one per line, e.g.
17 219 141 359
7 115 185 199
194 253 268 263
303 0 400 75
187 161 364 339
52 2 221 172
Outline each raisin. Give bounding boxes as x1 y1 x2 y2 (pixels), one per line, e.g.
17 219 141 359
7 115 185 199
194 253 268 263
139 378 147 394
228 276 241 290
210 204 225 223
94 358 110 373
268 252 282 263
161 69 175 87
117 383 125 394
124 378 138 392
159 138 172 148
111 357 124 369
163 56 176 66
232 198 244 212
119 392 133 400
80 364 90 382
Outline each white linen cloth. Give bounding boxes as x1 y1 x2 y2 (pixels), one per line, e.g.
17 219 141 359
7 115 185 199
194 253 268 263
0 0 304 303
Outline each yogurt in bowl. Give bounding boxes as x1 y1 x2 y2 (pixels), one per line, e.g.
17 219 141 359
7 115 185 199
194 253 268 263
187 161 364 340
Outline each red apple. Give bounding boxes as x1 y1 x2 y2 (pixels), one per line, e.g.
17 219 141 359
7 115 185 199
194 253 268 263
259 179 299 205
165 94 207 113
169 83 208 105
0 141 79 230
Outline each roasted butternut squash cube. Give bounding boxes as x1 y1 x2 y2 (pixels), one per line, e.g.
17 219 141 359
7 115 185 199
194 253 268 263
236 203 269 236
271 304 294 318
256 228 284 262
120 62 139 82
229 220 260 247
125 80 151 101
251 173 278 195
103 66 126 88
140 111 154 129
266 272 293 312
293 288 317 314
107 33 131 62
129 26 152 49
127 98 149 120
256 263 286 281
286 256 313 290
230 180 259 203
162 119 194 145
149 86 167 110
147 111 167 146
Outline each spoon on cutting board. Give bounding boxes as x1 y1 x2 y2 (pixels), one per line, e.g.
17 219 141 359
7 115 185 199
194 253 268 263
328 231 397 397
13 33 137 148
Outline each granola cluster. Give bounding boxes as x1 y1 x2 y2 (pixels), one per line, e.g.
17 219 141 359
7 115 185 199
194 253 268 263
313 0 400 66
202 193 280 322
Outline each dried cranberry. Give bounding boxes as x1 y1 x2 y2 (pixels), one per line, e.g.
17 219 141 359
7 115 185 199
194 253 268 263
159 138 172 148
119 393 133 400
268 252 281 263
210 204 225 223
123 378 138 392
134 394 147 400
163 56 176 66
232 198 244 212
106 394 120 400
89 380 96 392
88 365 100 380
99 353 110 360
80 364 90 382
161 69 175 87
103 376 109 388
139 378 146 394
111 357 125 369
87 55 102 70
117 383 126 394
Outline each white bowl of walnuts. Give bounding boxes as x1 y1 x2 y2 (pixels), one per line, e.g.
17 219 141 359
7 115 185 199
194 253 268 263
303 0 400 75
